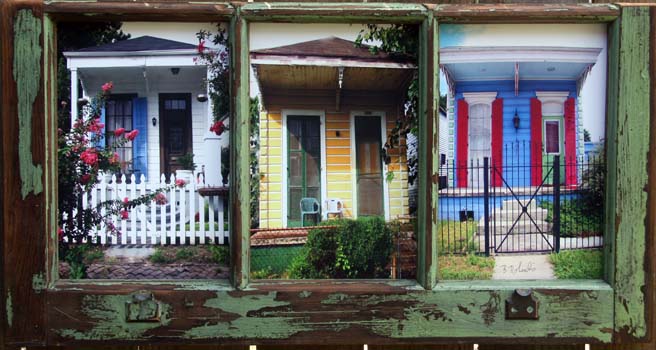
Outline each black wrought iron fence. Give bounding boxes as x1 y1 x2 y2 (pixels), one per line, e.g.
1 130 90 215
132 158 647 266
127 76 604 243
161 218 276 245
438 141 605 256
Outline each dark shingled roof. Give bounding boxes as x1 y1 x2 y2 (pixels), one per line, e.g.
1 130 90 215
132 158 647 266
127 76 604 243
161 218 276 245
75 36 197 53
251 36 412 63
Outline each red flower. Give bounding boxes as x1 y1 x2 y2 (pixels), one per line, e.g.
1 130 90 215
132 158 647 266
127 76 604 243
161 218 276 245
109 152 119 165
114 128 126 137
123 197 129 205
80 174 92 185
154 193 168 205
57 227 64 241
194 212 200 221
88 117 104 133
125 130 139 141
102 81 114 92
120 210 129 220
197 40 206 53
209 120 226 136
80 148 99 166
175 179 186 187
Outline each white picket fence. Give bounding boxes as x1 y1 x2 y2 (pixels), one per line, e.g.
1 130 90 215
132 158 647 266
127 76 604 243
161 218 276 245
73 173 229 245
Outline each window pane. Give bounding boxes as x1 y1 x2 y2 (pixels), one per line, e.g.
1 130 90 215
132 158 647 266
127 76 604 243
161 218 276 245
545 121 560 153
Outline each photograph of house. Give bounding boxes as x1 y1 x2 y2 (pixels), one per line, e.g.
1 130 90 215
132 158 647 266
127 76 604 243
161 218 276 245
251 24 416 229
64 22 228 186
437 24 607 257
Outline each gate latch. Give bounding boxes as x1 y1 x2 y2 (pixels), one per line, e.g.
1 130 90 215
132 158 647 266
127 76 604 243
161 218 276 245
505 289 539 320
126 291 161 322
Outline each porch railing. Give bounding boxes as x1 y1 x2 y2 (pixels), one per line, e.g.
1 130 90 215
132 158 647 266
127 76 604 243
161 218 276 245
66 173 229 245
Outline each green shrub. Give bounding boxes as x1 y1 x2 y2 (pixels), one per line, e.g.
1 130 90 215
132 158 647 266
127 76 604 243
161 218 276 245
251 245 305 276
208 245 230 265
149 248 174 264
292 217 395 279
540 199 602 237
175 247 195 260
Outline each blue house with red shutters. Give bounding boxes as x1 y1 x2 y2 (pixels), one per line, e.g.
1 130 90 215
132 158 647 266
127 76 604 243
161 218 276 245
439 46 602 190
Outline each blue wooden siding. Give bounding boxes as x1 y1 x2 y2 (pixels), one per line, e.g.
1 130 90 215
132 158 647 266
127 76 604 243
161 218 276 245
452 80 577 187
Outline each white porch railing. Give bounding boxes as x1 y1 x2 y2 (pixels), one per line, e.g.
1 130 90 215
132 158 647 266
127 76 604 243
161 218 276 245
74 173 229 245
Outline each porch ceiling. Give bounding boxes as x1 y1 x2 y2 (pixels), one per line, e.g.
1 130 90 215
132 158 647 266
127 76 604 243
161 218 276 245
78 66 207 94
439 46 601 81
253 64 415 93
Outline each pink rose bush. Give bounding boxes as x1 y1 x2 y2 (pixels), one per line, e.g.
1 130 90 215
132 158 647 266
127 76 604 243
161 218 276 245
58 82 174 248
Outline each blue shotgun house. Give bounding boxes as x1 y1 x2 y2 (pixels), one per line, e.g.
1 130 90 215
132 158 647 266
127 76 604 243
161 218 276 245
438 46 602 221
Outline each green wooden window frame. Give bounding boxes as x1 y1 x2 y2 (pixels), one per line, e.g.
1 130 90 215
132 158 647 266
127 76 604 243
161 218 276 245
1 1 652 347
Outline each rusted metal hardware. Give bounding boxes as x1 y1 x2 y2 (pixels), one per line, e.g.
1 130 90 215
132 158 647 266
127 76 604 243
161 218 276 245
125 291 161 322
505 289 539 320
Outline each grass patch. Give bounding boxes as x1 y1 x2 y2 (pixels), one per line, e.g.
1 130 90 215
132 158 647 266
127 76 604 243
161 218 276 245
438 220 478 254
438 253 495 280
549 250 603 279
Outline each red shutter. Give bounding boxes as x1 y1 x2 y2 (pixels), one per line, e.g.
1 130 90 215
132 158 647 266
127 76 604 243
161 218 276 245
530 98 543 186
491 98 503 187
564 97 577 187
456 99 469 188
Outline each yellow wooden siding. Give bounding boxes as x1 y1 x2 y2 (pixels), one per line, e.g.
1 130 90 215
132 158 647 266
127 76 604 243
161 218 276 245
384 114 410 219
325 113 354 219
258 111 409 228
258 111 284 228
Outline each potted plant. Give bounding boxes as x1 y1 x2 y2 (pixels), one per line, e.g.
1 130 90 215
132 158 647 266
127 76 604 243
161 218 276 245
176 153 196 183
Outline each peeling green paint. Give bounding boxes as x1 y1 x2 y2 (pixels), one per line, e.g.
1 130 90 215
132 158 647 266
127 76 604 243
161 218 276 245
32 272 46 293
57 294 171 340
13 9 43 199
6 291 13 328
298 291 312 298
183 291 309 339
612 6 650 339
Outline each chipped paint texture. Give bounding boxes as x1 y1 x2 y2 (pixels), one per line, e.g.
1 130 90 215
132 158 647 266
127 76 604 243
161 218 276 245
6 291 13 328
613 6 650 339
57 294 171 340
183 291 309 339
32 272 46 293
13 9 43 199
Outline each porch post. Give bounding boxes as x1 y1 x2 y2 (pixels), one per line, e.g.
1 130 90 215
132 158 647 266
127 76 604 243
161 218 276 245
203 65 223 186
70 67 78 128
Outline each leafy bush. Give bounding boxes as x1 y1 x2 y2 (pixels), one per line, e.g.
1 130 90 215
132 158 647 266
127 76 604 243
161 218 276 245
149 249 174 264
540 200 602 237
175 247 195 260
290 217 395 279
208 245 230 265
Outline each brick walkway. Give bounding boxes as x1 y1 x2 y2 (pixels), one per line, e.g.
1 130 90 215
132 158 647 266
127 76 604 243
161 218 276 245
60 262 229 279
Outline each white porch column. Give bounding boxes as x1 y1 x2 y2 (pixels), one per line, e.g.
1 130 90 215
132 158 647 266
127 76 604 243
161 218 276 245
70 68 78 128
203 66 224 186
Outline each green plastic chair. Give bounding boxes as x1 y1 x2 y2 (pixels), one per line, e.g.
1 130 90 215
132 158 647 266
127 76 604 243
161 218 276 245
300 197 321 227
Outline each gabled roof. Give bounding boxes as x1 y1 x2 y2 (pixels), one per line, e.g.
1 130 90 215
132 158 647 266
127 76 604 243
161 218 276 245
65 36 198 58
251 36 413 65
76 35 197 52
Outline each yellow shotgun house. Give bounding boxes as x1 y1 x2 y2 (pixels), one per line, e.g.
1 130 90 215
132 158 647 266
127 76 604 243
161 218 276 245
252 37 415 229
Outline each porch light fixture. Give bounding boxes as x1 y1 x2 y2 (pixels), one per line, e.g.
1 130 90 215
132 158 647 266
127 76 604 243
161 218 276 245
170 67 180 75
152 117 157 127
513 109 520 130
197 94 208 102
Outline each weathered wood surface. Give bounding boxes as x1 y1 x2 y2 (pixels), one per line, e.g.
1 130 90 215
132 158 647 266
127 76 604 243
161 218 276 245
416 14 438 289
229 12 250 289
45 280 613 346
0 1 654 349
433 3 619 22
44 1 233 21
1 1 48 347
